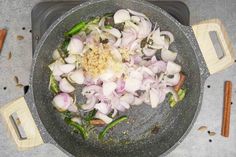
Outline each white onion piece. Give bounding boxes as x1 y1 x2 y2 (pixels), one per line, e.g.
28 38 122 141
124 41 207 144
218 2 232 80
82 85 102 96
166 61 181 75
143 47 156 57
163 73 180 86
94 102 111 115
121 28 137 48
68 104 78 113
99 17 105 27
140 66 155 76
67 37 84 54
128 9 148 19
110 47 122 62
99 69 115 82
120 101 130 109
138 17 152 39
150 88 160 108
104 28 121 38
161 48 177 62
81 96 97 110
131 16 140 23
95 112 113 124
49 60 64 76
149 61 167 74
52 93 73 112
113 38 122 47
54 75 62 81
65 55 77 64
59 64 75 74
120 93 135 104
160 31 174 44
52 49 61 60
103 81 117 96
125 77 142 93
111 98 126 112
68 70 84 84
151 28 165 46
71 117 82 125
114 9 130 24
59 78 75 93
116 79 125 94
133 96 144 105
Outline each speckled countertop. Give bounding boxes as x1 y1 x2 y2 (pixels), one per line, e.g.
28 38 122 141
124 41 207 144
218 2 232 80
0 0 235 157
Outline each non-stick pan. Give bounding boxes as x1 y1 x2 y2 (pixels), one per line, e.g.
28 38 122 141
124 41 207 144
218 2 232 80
1 0 234 157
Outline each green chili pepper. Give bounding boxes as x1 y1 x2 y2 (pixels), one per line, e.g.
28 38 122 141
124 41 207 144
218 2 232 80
98 116 128 140
49 74 60 94
65 21 87 36
84 109 97 122
87 17 101 25
169 88 187 108
65 117 89 140
104 25 113 29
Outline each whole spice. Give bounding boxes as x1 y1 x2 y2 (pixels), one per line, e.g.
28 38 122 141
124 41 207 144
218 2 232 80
0 29 7 53
14 76 19 84
90 119 106 126
8 51 12 60
221 81 232 137
198 126 207 132
17 35 24 40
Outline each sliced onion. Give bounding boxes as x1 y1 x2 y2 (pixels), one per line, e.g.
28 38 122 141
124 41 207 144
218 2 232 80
65 55 77 64
68 70 84 84
120 101 130 109
120 93 134 104
52 49 61 60
138 17 152 39
151 28 165 47
163 73 180 86
116 79 125 94
160 31 174 44
161 48 177 62
166 61 181 75
68 104 78 113
133 96 144 105
165 87 178 101
125 77 142 93
59 64 75 74
95 111 113 124
104 28 121 38
52 93 73 112
113 38 122 47
99 69 115 82
131 16 140 23
82 85 102 97
127 9 148 19
110 47 122 62
114 9 130 24
103 81 117 96
112 109 118 118
67 37 84 55
94 102 111 115
148 61 167 74
121 28 137 48
150 88 160 108
99 17 105 27
81 96 97 110
143 47 156 57
59 78 75 93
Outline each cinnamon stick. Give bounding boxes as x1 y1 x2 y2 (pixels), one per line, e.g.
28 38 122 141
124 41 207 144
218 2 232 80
90 119 106 126
174 73 186 92
0 29 7 53
221 81 232 137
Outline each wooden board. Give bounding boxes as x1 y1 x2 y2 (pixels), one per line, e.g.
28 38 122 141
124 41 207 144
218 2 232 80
0 97 44 150
192 19 234 74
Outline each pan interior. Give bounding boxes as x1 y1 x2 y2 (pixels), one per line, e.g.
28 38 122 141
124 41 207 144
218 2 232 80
32 0 201 156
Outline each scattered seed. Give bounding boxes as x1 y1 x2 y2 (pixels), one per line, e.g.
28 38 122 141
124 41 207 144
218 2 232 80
17 35 24 40
8 52 12 60
208 130 211 134
209 131 216 136
16 84 24 88
22 27 25 30
14 76 19 84
198 126 207 132
209 139 212 142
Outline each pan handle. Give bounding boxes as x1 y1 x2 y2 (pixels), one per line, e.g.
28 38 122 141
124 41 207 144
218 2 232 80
192 19 234 74
0 97 44 150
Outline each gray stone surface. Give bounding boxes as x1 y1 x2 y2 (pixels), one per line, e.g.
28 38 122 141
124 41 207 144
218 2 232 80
0 0 235 157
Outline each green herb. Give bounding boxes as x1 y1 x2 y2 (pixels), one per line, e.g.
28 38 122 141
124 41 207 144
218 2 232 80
60 38 70 56
49 74 60 94
84 109 97 122
61 111 72 119
65 21 87 36
98 116 128 140
169 88 187 107
65 117 89 139
105 25 113 29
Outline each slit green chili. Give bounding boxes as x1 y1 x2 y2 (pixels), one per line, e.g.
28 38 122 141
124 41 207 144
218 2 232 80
65 117 89 140
98 116 128 140
65 21 87 36
49 74 60 94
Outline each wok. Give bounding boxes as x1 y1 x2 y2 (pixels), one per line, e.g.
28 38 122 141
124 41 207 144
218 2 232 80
1 0 234 157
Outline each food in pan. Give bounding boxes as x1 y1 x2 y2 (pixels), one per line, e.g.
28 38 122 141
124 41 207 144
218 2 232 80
48 9 186 139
